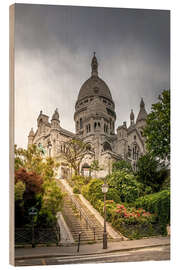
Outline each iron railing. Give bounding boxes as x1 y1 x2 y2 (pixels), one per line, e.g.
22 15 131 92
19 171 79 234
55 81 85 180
69 195 96 240
15 225 60 247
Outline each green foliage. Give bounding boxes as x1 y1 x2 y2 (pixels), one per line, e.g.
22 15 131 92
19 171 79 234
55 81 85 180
83 178 104 204
15 144 59 181
41 180 64 215
136 153 162 192
70 175 90 193
73 186 81 194
90 199 160 239
135 189 170 234
36 209 57 228
161 174 170 190
15 181 25 201
107 171 144 203
112 160 132 173
136 153 169 192
14 144 64 228
144 90 170 162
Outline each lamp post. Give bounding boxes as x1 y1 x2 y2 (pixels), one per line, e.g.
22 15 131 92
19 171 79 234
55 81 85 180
102 182 109 249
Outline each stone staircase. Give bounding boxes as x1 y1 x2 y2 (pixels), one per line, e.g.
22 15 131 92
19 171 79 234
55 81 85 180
58 181 109 243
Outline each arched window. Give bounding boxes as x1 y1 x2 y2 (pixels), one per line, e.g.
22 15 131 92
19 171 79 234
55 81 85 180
98 122 101 127
80 118 83 129
76 121 79 130
132 144 140 160
128 146 131 157
103 142 112 151
104 124 108 133
94 122 97 130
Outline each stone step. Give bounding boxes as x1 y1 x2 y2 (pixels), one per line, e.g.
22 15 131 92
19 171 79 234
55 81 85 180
58 180 110 242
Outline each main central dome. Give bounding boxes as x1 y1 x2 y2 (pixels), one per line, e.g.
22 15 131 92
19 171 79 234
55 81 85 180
77 53 113 103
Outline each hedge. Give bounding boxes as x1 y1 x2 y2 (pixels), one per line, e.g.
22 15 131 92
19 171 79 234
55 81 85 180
135 189 170 234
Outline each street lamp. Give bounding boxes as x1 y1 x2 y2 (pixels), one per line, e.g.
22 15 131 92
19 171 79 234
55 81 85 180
102 182 109 249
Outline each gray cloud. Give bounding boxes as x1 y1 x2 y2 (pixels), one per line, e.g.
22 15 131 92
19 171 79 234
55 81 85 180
14 4 170 148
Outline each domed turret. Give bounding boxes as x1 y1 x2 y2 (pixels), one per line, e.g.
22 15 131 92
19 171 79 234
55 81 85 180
74 54 116 137
51 108 60 129
76 53 114 105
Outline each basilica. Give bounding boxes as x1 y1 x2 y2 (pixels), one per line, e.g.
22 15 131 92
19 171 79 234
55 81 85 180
28 53 148 178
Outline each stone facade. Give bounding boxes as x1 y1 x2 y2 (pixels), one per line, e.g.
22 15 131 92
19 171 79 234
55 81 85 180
28 53 148 178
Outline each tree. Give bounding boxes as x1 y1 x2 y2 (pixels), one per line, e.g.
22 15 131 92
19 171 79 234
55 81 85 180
15 181 25 202
112 160 132 173
60 139 94 175
144 90 170 163
15 168 43 195
107 170 144 203
136 153 164 192
90 160 103 177
15 168 44 227
41 180 64 215
15 144 59 181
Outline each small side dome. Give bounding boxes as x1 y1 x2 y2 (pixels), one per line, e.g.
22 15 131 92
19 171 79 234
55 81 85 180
52 108 60 121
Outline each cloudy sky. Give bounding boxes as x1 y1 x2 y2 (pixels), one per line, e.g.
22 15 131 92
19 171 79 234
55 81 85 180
14 4 170 148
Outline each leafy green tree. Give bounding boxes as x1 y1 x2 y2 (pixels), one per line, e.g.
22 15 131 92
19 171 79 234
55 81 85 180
15 181 25 201
144 90 170 163
136 153 165 192
112 160 132 173
15 144 59 181
107 171 144 203
41 180 64 216
60 139 94 175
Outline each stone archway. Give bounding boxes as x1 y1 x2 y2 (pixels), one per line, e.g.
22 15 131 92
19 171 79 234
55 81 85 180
103 141 112 151
81 163 91 177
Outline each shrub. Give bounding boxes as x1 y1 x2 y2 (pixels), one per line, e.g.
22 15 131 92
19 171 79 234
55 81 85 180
136 153 165 192
84 178 104 205
36 209 57 228
15 181 25 202
41 180 64 216
70 175 90 192
110 204 159 239
107 170 144 203
135 189 170 234
73 186 81 194
112 160 132 173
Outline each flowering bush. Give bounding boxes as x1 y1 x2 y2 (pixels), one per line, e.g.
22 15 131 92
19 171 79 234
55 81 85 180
112 204 156 225
109 203 161 239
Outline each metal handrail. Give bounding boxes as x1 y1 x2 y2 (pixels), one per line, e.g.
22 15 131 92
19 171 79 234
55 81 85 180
70 195 96 239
